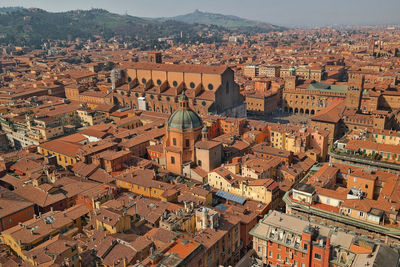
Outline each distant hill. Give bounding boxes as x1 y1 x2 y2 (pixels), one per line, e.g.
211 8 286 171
0 7 25 14
156 10 286 33
0 8 225 48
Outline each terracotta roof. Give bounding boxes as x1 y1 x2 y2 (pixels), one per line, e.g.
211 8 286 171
341 198 392 213
39 139 82 157
316 186 348 201
121 62 228 75
311 101 345 123
346 139 400 154
252 143 291 157
0 187 33 219
3 205 89 245
307 164 339 187
95 208 123 227
195 140 221 150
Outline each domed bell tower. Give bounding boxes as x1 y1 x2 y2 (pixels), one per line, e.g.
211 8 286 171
164 91 203 174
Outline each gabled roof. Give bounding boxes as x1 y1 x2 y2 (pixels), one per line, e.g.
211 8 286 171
121 62 228 75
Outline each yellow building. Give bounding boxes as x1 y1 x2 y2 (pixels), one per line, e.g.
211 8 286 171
187 214 242 267
95 208 131 234
1 205 89 260
208 167 279 205
24 235 80 267
371 129 400 145
159 206 196 234
77 108 107 126
270 127 287 149
37 139 81 168
26 116 65 141
115 169 179 202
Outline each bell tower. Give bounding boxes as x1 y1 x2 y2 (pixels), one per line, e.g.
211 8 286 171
346 74 364 111
164 91 203 174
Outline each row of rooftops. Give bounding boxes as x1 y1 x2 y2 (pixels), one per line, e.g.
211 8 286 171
251 210 400 266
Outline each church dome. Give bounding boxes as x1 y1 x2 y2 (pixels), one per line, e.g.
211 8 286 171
168 109 202 129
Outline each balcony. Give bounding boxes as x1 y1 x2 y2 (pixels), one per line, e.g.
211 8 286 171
283 190 400 236
329 150 400 172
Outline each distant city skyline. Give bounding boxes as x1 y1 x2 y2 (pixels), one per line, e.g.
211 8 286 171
1 0 400 27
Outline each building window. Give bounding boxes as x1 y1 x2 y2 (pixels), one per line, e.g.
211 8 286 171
208 83 214 90
157 79 162 86
142 78 147 84
8 218 12 225
304 244 308 250
171 156 175 164
198 160 202 167
186 139 190 147
269 251 272 257
359 211 364 217
26 210 30 217
190 82 195 89
172 81 178 87
173 138 177 146
314 253 321 260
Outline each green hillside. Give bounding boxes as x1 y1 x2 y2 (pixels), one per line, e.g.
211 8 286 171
0 8 224 47
158 10 286 33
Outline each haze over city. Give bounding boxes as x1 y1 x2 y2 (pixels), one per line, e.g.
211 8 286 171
1 0 400 26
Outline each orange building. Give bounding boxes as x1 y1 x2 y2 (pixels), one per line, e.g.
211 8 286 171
346 169 379 199
164 92 203 174
114 62 246 117
0 187 34 231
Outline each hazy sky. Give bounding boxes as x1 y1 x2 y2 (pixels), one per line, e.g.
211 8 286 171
1 0 399 27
